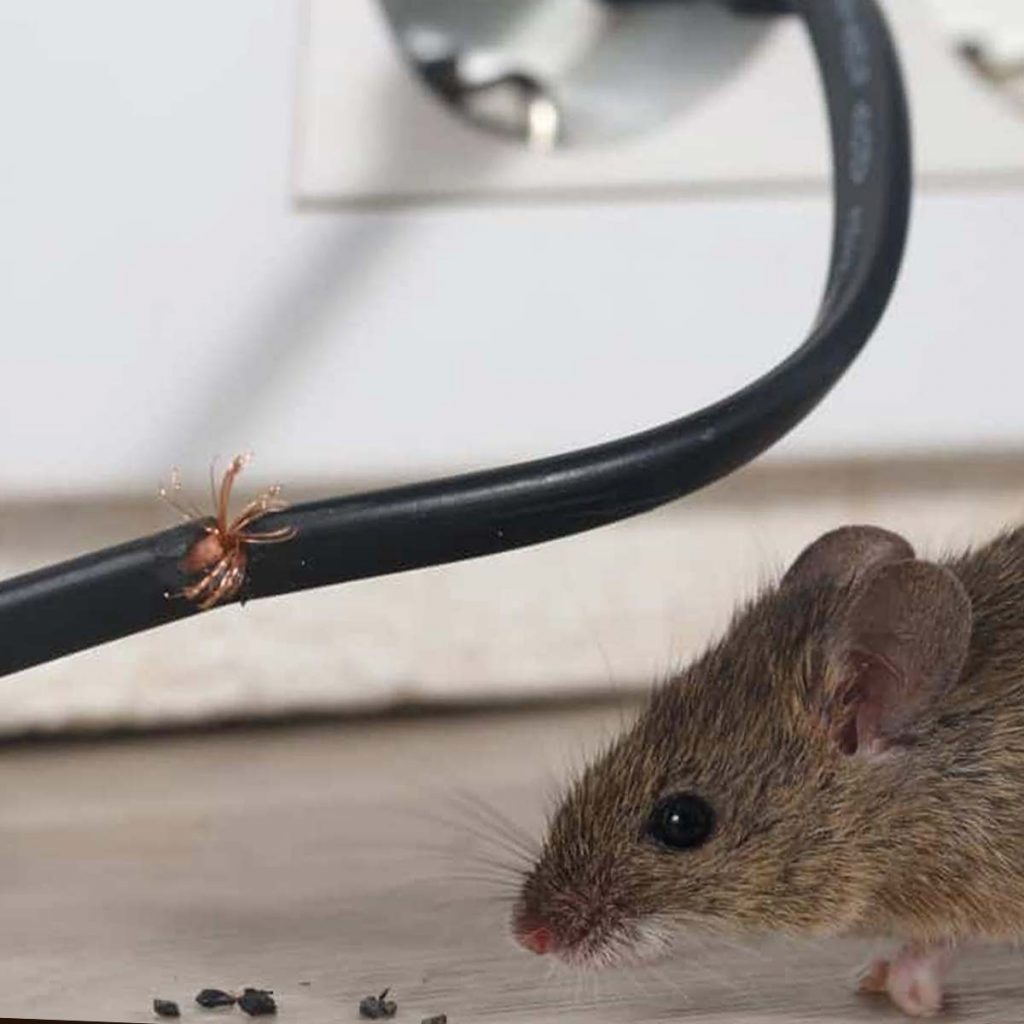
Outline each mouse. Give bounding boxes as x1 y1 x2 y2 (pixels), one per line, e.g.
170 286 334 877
511 523 1024 1017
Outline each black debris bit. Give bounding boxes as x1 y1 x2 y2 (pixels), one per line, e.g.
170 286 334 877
422 1016 448 1024
359 988 398 1019
153 999 181 1018
196 988 237 1008
238 988 277 1016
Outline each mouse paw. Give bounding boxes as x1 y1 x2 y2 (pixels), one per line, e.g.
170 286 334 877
857 942 953 1018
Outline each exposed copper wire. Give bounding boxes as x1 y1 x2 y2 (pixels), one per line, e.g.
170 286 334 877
159 453 296 610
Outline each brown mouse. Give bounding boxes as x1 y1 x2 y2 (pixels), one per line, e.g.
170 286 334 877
511 523 1024 1017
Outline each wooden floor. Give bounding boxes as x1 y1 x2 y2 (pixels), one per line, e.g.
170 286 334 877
3 704 1024 1023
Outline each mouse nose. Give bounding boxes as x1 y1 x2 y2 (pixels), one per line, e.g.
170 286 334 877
516 924 554 956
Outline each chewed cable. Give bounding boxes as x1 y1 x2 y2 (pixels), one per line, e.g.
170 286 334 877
0 0 911 677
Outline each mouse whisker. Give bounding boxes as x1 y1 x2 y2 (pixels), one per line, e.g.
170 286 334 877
405 806 536 871
447 788 542 856
413 857 527 897
440 813 539 867
412 840 528 877
455 873 527 896
410 793 536 850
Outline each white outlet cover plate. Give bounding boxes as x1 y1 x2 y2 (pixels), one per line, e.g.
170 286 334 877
294 0 1024 204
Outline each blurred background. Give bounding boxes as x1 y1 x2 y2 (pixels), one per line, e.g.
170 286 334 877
2 0 1024 735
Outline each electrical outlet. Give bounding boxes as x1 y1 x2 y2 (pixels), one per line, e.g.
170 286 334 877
294 0 1024 205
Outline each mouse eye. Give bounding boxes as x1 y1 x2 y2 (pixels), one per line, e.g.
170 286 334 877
646 793 715 851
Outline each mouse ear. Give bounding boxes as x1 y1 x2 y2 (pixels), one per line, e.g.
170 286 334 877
823 560 972 760
783 526 915 591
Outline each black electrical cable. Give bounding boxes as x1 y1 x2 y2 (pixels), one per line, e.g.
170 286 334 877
0 0 911 678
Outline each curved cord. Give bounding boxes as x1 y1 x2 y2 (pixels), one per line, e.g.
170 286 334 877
0 0 911 677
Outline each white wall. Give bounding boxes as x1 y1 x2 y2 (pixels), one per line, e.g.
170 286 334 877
2 1 1024 501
